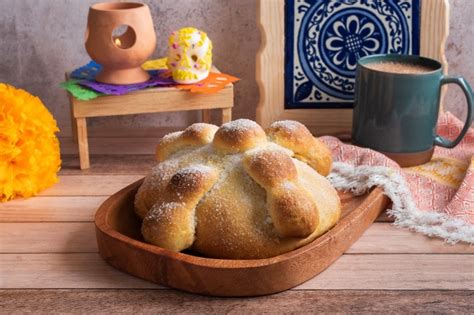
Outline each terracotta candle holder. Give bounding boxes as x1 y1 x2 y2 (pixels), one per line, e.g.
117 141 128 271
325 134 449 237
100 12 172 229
85 2 156 84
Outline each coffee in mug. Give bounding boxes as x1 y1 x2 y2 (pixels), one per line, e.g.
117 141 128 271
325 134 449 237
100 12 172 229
353 54 473 167
364 61 434 74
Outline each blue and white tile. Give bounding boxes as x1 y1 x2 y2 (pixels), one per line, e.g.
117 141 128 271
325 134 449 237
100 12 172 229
285 0 420 109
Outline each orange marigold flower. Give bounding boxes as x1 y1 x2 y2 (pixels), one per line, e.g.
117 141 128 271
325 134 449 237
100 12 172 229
0 83 61 201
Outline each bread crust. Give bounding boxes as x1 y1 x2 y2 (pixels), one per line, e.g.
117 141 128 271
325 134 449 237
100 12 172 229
266 120 332 176
141 165 218 251
243 150 318 238
212 119 266 153
136 119 341 259
156 123 218 161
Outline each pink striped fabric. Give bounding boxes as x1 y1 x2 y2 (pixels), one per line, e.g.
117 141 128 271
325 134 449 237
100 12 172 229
322 112 473 232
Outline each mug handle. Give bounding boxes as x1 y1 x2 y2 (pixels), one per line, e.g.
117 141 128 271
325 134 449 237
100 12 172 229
434 76 473 148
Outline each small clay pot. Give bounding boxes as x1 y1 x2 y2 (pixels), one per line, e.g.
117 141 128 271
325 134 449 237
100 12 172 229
85 2 156 84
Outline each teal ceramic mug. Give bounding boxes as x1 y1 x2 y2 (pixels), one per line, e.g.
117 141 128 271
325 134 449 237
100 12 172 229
352 54 473 167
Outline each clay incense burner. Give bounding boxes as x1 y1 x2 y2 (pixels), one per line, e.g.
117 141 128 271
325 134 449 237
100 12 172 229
85 2 156 84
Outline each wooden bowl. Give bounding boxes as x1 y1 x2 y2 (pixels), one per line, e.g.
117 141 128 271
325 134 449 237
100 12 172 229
95 179 389 297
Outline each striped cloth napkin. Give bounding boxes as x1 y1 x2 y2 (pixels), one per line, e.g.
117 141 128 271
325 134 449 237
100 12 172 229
322 112 473 243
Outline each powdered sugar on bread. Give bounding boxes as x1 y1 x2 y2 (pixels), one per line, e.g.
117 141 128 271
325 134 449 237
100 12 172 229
135 120 340 259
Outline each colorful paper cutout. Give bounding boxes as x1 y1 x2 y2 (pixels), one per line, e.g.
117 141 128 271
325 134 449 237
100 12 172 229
77 70 174 95
176 72 240 94
60 80 102 101
142 58 168 70
70 61 102 80
63 60 239 100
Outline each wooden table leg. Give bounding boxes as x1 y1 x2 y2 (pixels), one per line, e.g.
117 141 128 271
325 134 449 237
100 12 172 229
76 118 90 170
70 113 78 144
65 73 78 143
222 108 232 123
202 109 211 123
68 95 78 143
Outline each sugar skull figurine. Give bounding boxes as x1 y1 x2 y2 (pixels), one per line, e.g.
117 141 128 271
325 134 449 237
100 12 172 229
167 27 213 84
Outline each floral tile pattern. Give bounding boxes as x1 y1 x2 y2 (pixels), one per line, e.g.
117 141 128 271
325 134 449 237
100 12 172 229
285 0 420 109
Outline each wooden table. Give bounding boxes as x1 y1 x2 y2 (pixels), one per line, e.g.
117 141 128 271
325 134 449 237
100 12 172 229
1 131 473 313
66 68 233 170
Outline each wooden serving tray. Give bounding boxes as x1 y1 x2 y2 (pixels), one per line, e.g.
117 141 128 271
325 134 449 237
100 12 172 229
95 179 389 297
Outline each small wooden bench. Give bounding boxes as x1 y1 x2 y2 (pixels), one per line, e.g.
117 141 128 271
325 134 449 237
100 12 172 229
66 68 233 169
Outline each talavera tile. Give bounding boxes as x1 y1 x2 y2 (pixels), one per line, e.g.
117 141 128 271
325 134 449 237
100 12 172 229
285 0 420 109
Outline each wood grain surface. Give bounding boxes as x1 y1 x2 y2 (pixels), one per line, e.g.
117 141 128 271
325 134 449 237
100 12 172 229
1 290 472 313
38 175 143 196
3 222 472 254
0 136 472 310
420 0 450 111
2 253 472 290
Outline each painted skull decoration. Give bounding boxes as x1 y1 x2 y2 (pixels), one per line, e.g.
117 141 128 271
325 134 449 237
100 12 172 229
167 27 213 84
